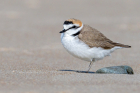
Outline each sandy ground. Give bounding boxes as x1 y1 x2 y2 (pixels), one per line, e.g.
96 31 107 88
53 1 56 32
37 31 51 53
0 0 140 93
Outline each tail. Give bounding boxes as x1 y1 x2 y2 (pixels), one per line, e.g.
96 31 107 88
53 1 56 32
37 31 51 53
112 42 131 48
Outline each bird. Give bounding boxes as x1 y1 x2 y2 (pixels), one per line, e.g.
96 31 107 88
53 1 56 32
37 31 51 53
60 18 131 72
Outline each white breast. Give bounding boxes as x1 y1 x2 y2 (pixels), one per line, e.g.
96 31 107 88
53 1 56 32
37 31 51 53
61 34 121 62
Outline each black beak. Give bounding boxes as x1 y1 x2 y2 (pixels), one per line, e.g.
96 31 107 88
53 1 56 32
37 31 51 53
59 29 66 33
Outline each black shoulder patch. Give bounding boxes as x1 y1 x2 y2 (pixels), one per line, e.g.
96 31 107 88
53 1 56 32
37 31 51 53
72 31 80 36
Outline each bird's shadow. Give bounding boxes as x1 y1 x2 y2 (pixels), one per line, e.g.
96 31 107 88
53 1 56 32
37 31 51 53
59 69 95 74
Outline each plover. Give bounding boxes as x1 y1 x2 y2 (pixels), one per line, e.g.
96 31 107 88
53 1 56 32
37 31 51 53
60 18 131 72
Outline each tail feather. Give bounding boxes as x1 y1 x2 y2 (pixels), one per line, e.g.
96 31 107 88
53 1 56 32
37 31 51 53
112 42 131 48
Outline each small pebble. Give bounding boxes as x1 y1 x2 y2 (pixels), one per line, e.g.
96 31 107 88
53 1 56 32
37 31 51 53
96 65 134 74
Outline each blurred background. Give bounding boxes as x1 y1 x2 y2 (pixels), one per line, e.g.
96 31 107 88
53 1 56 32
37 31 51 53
0 0 140 93
0 0 140 49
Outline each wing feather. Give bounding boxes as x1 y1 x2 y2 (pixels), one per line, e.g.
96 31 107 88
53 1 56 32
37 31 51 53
78 25 131 49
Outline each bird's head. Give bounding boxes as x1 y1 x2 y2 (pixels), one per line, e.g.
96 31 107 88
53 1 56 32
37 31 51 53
60 18 83 36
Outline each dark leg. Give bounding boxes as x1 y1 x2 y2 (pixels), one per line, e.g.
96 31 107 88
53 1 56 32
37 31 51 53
86 59 95 73
87 61 93 72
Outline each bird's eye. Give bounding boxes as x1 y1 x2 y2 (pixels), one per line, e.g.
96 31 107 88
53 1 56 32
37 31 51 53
72 26 76 28
72 26 79 29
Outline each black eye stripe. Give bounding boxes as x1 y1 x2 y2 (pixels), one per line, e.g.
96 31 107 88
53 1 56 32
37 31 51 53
63 25 80 32
71 26 80 29
64 21 73 25
72 26 76 28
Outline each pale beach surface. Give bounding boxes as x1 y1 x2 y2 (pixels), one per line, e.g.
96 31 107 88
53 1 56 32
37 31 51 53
0 0 140 93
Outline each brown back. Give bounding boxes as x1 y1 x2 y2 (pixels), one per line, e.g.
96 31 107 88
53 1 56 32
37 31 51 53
78 25 131 49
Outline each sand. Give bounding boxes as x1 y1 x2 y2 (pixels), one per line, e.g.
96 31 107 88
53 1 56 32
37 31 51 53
0 0 140 93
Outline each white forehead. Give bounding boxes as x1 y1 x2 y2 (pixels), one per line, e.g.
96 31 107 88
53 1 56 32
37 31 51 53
63 24 79 30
